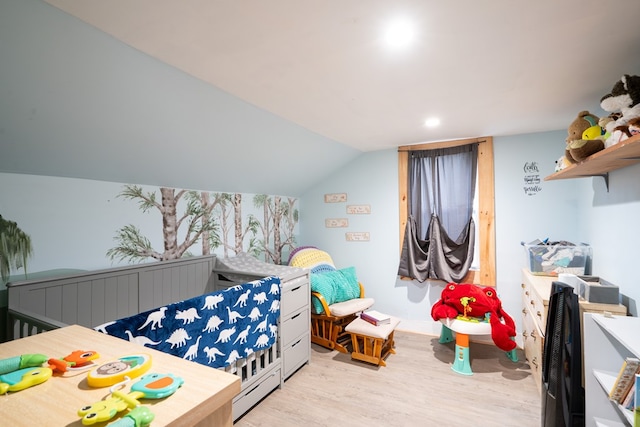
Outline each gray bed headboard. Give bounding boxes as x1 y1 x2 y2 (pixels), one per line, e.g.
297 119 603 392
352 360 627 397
7 255 216 339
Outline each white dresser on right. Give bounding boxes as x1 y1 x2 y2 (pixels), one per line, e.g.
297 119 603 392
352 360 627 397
583 313 640 427
520 269 627 394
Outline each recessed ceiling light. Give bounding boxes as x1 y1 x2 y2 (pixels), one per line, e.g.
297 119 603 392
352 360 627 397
424 117 440 128
383 18 415 48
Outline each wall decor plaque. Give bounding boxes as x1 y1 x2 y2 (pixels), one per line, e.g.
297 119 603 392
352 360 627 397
325 218 349 228
346 204 371 214
324 193 347 203
345 232 370 242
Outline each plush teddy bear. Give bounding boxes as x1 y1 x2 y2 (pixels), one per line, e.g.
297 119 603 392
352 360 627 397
431 283 517 352
565 110 604 163
600 74 640 147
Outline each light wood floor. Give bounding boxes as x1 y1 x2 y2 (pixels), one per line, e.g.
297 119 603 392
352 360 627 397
235 331 541 427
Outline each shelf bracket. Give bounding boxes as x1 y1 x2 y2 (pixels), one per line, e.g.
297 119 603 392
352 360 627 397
595 173 609 191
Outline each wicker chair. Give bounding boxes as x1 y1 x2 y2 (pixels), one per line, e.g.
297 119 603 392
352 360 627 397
288 247 374 353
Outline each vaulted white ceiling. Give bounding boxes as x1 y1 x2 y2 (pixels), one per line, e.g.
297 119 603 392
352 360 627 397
42 0 640 151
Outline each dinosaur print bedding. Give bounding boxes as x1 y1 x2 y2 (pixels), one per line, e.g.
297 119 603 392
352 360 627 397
95 275 281 370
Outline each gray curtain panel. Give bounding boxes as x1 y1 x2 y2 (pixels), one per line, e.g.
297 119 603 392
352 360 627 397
398 144 477 282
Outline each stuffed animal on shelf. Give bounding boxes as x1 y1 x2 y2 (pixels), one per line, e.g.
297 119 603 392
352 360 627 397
555 155 571 172
431 283 517 352
628 117 640 137
600 74 640 147
565 110 605 163
598 112 621 142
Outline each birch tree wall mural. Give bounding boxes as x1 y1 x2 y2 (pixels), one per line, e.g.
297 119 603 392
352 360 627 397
107 185 298 265
252 195 298 264
0 215 33 283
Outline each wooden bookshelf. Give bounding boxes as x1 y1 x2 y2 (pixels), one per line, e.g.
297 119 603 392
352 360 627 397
545 134 640 182
584 313 640 426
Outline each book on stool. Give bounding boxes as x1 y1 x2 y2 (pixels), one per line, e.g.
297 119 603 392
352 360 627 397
360 310 391 326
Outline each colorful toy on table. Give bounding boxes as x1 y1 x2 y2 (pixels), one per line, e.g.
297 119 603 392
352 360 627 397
48 350 100 374
0 366 52 394
0 353 47 374
78 372 183 425
106 406 155 427
0 353 51 394
87 354 152 388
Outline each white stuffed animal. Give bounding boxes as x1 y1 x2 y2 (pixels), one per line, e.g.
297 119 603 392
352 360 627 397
600 74 640 147
555 155 571 172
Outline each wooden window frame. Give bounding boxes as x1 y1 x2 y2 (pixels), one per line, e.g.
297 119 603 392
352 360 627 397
397 137 496 286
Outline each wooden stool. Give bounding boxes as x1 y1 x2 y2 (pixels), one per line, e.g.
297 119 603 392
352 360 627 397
345 315 400 366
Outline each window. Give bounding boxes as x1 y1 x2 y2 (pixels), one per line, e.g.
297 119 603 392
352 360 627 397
398 137 496 286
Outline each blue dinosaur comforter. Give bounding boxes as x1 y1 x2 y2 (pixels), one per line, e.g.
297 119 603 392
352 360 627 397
95 275 281 369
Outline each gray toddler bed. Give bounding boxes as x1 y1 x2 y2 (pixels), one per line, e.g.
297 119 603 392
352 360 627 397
5 254 304 421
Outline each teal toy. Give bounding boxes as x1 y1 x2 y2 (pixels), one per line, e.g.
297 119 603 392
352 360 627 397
107 406 155 427
130 372 184 399
0 366 53 394
78 373 183 425
0 354 47 375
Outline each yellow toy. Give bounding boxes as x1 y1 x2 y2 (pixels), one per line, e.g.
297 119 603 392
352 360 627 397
79 373 182 425
87 354 152 388
0 366 52 394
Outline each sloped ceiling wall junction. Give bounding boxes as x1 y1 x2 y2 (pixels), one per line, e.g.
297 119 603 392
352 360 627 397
0 0 361 197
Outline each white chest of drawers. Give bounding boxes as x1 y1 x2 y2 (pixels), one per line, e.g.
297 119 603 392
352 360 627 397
212 254 311 381
520 269 627 393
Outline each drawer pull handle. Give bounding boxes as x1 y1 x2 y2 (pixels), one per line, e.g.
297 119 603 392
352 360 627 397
522 308 527 315
531 357 538 368
521 331 528 338
291 339 302 347
244 373 277 396
291 313 301 320
521 283 526 289
536 311 542 319
525 291 529 296
530 331 537 341
291 286 301 292
530 300 535 306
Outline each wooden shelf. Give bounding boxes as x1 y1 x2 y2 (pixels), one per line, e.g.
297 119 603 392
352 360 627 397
545 134 640 181
584 314 640 427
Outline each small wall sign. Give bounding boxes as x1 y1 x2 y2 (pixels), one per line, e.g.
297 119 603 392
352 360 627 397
345 232 370 242
325 218 349 228
324 193 347 203
523 161 542 196
346 204 371 214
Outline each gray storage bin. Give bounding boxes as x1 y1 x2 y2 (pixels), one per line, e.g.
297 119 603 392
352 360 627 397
576 275 620 304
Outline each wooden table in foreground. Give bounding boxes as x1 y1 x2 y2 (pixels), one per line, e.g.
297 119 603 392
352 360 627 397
0 325 240 427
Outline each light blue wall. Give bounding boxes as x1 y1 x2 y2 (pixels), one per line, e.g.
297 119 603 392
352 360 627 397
495 131 640 318
299 149 403 317
300 131 640 341
0 0 360 197
579 162 640 315
494 131 582 337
